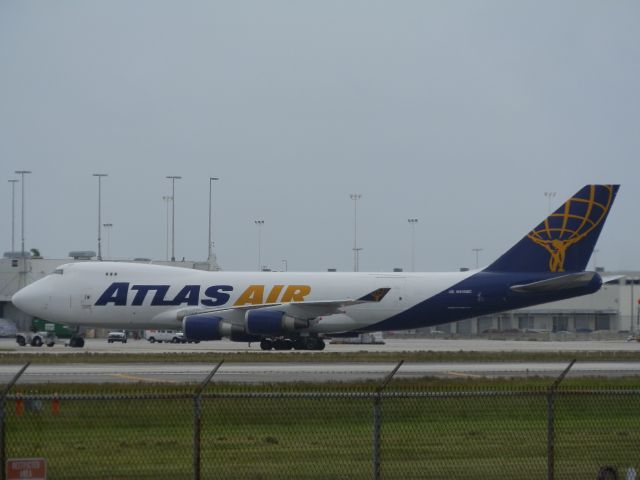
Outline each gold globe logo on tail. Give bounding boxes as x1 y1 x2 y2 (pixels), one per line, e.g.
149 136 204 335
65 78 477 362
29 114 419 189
527 185 616 272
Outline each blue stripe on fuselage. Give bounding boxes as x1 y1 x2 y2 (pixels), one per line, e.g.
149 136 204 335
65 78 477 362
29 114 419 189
361 271 602 332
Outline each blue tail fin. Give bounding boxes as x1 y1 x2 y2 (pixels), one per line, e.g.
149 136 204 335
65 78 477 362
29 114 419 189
485 185 619 273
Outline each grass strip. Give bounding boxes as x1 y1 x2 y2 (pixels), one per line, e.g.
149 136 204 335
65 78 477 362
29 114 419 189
5 379 640 479
3 348 640 364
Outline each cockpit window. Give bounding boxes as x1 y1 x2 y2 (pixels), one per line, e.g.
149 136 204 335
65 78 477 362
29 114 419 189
53 269 64 275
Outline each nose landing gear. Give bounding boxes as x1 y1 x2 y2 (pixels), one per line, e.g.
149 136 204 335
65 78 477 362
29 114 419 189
67 336 85 348
67 327 85 348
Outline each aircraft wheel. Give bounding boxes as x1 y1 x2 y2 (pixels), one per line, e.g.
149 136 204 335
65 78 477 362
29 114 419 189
293 338 307 350
306 338 325 351
260 339 273 351
274 339 293 351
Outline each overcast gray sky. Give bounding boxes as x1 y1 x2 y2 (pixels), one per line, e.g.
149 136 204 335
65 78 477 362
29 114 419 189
1 1 638 272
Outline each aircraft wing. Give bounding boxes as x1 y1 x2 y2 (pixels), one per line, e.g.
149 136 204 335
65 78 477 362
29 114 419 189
178 287 391 321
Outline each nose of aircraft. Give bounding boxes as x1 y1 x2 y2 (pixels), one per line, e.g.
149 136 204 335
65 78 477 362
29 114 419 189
12 282 45 317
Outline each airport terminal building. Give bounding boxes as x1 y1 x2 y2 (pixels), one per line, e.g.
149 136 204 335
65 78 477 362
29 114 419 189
1 254 639 336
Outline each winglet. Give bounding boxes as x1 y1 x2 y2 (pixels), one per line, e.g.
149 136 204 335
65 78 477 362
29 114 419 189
358 288 391 302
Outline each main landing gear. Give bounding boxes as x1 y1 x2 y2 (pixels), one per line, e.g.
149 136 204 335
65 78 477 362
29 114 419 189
260 337 325 351
67 336 85 348
66 327 85 348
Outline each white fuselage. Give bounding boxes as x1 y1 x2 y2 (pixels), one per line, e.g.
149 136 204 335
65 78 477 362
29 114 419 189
12 262 475 334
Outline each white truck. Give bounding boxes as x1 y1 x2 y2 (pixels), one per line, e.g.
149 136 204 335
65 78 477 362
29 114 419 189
145 330 184 344
144 330 199 344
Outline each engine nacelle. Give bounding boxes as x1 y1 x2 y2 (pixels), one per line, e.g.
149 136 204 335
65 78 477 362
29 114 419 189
183 314 228 341
183 314 261 342
245 310 308 335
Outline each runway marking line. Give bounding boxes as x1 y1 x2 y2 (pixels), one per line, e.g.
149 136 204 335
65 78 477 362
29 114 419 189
111 373 178 384
447 370 484 379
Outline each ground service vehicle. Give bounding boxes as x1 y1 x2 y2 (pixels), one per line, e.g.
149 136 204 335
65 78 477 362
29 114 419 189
16 331 56 347
107 331 127 343
145 330 183 343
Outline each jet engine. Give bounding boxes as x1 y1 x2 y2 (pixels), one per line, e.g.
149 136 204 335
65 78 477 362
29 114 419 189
183 314 261 342
183 314 239 341
245 310 308 335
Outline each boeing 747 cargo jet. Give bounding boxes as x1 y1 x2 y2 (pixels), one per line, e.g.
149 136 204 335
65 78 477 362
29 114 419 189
12 185 619 350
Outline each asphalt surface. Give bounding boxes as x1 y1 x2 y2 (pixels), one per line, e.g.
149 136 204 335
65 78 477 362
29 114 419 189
2 360 640 385
2 337 640 384
3 337 640 353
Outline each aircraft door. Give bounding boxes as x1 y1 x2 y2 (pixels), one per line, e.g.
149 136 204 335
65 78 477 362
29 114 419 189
78 292 93 315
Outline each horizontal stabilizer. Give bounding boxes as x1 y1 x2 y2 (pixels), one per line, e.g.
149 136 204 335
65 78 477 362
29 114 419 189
602 275 625 284
510 272 598 293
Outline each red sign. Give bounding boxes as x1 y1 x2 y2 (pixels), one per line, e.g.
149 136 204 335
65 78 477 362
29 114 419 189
6 458 46 480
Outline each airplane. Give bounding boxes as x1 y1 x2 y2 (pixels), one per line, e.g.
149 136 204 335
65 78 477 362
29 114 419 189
11 184 619 350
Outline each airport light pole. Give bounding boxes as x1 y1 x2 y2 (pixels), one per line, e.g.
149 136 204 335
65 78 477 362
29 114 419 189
208 177 219 263
166 176 181 262
472 248 483 269
162 196 172 261
93 173 108 261
8 179 18 253
282 259 288 272
350 194 362 272
14 170 31 259
544 191 557 214
15 170 31 290
103 223 113 259
254 220 264 271
408 218 418 272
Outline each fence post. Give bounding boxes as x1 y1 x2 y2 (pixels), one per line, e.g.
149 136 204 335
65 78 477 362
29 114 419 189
0 363 30 480
372 360 403 480
547 359 575 480
193 361 223 480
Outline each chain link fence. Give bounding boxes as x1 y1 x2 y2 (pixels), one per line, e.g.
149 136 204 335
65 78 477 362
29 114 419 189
2 368 640 479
